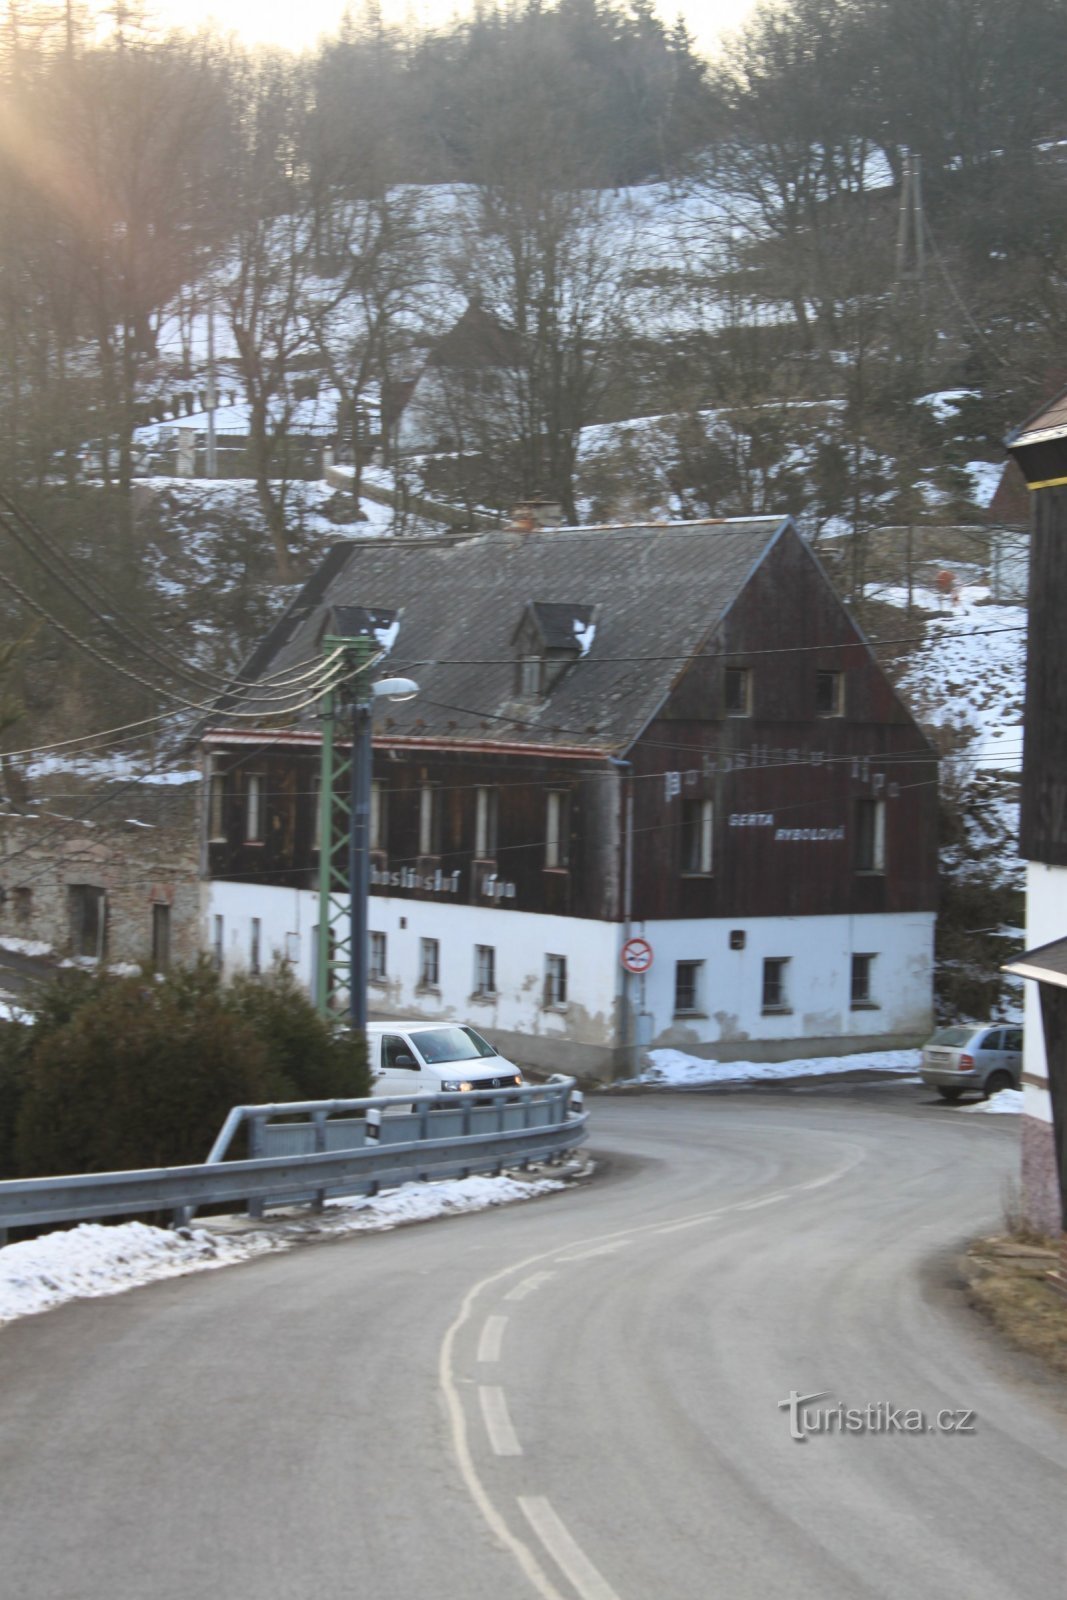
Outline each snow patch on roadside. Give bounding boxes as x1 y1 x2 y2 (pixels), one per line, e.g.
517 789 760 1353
627 1047 922 1087
0 1175 563 1326
960 1088 1023 1114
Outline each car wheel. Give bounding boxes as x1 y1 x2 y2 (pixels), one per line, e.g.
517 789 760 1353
936 1086 964 1102
983 1070 1015 1099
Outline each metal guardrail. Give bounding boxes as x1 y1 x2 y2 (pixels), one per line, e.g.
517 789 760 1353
0 1080 587 1239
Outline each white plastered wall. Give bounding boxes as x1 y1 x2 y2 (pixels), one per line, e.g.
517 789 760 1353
633 911 935 1060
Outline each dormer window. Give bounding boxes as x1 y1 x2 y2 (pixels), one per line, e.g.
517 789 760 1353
512 601 596 699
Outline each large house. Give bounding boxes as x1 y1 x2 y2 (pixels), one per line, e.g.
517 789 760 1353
201 515 939 1080
1004 390 1067 1257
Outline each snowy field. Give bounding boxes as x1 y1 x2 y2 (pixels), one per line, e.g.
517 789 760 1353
0 1174 563 1327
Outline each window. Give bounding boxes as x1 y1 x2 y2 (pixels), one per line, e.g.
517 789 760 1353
674 960 703 1014
208 758 225 841
68 884 106 960
762 957 790 1012
419 784 439 857
518 655 543 698
246 774 264 843
545 790 570 869
370 931 387 981
545 953 568 1007
250 917 262 976
680 799 713 874
815 670 844 717
370 780 385 853
475 786 499 859
855 798 886 873
213 914 225 971
151 903 171 971
13 886 32 923
383 1034 419 1071
978 1029 1003 1052
474 944 496 997
419 937 440 989
850 953 876 1007
725 667 751 716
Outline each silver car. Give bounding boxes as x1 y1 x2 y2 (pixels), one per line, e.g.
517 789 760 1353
920 1023 1022 1102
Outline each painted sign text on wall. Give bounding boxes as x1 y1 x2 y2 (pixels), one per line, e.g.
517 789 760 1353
371 865 462 894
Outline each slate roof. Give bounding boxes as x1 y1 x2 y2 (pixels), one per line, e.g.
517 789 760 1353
223 517 790 756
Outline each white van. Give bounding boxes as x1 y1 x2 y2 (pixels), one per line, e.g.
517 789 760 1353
365 1021 524 1101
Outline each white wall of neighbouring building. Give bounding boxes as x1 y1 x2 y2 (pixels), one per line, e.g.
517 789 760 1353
1021 863 1062 1235
634 912 936 1061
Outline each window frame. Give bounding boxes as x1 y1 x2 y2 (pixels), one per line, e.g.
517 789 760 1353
761 956 791 1013
208 757 226 843
815 669 845 717
724 666 752 717
544 953 568 1009
418 783 440 858
850 952 877 1008
369 930 387 982
419 936 440 990
680 798 714 875
854 797 886 874
475 786 499 860
370 780 386 854
674 959 704 1015
245 773 265 845
545 789 570 870
473 943 497 998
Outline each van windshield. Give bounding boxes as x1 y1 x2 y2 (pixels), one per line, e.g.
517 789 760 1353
411 1026 499 1065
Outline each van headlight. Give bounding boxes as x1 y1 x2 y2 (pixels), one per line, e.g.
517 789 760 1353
440 1080 474 1092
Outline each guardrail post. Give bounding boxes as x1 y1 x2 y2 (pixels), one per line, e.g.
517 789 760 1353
365 1107 381 1195
311 1111 328 1212
247 1114 267 1219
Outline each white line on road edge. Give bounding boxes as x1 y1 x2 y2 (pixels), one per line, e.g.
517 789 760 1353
438 1146 865 1600
480 1385 523 1456
519 1497 622 1600
478 1314 508 1363
506 1270 557 1302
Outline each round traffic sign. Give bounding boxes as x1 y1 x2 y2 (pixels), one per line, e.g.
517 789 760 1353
621 936 653 974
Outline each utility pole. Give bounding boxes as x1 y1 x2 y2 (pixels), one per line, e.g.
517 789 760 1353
315 633 375 1023
314 616 417 1029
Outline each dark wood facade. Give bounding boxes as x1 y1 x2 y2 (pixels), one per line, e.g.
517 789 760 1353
1020 483 1067 866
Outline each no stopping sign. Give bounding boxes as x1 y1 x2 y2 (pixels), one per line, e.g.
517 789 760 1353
621 937 654 974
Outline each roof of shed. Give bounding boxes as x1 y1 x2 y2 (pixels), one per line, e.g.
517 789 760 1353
220 517 791 756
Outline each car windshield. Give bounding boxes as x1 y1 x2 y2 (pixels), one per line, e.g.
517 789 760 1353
929 1026 975 1046
411 1026 499 1065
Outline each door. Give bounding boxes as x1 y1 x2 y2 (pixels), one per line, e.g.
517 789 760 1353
377 1033 424 1098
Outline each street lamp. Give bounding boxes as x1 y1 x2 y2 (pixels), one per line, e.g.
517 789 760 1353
349 675 419 1031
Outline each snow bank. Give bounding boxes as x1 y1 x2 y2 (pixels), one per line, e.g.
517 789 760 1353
628 1047 922 1087
0 1175 562 1327
961 1088 1024 1115
0 936 53 958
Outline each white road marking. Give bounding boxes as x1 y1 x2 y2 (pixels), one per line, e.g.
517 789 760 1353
519 1497 622 1600
556 1241 627 1262
477 1314 508 1363
505 1270 556 1302
479 1385 523 1456
438 1143 865 1600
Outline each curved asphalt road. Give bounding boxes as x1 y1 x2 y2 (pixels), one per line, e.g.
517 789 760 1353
2 1084 1064 1600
